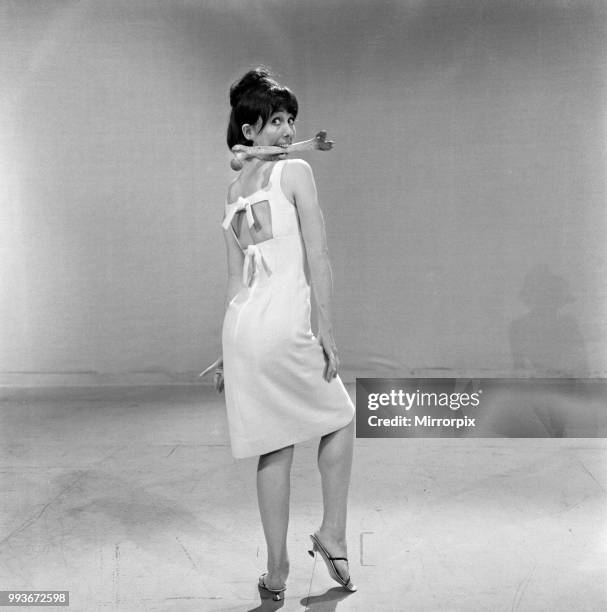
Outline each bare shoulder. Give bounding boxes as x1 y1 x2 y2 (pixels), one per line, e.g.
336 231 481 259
283 158 313 180
281 159 316 204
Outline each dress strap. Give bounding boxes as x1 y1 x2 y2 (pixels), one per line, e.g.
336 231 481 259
269 159 286 183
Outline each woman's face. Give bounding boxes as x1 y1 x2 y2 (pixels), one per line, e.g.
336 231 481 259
251 109 296 148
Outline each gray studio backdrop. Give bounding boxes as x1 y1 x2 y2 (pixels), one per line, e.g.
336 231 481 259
2 0 605 385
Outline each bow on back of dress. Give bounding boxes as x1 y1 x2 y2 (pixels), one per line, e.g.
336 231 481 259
222 196 261 232
223 197 271 287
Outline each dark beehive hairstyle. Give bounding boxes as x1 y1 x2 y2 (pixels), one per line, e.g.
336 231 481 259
227 66 298 149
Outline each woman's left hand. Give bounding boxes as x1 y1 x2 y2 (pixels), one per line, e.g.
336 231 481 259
199 356 224 393
318 328 339 382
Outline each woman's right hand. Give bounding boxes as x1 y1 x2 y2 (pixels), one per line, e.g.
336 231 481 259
318 327 340 382
198 356 224 393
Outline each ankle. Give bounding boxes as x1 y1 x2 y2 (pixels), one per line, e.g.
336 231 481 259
267 559 289 576
318 526 346 542
316 529 347 552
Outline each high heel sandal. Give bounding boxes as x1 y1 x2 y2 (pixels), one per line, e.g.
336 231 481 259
308 533 357 592
258 572 287 601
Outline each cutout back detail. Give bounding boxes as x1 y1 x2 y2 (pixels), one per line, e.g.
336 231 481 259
231 200 273 248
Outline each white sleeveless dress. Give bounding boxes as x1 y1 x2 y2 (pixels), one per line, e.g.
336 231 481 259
221 159 355 458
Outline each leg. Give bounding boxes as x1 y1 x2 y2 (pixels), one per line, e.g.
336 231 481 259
257 444 294 589
315 418 355 581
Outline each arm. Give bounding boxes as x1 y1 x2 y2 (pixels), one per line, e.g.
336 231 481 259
285 159 339 381
198 220 244 391
223 225 244 310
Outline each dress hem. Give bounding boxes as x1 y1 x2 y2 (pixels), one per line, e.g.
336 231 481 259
230 413 355 459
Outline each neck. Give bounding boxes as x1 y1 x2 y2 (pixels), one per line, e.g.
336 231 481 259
245 157 273 170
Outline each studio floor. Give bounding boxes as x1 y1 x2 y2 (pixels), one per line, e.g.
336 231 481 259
1 384 606 612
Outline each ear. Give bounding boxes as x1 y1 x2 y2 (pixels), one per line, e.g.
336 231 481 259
242 117 262 143
241 123 256 143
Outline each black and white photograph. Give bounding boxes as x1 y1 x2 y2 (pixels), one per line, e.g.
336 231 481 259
1 1 606 610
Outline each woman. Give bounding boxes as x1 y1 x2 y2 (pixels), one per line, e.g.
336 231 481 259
211 67 356 600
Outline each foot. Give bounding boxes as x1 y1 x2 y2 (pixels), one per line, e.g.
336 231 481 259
312 530 354 589
262 571 287 591
258 572 286 601
262 560 289 591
